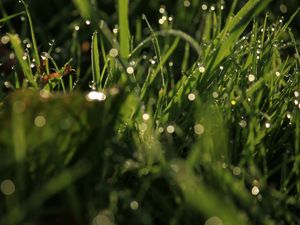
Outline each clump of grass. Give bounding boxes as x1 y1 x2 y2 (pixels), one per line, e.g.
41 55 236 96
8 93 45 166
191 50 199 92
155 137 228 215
0 0 300 225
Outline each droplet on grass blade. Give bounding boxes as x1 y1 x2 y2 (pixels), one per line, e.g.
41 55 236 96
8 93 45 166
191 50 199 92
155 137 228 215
130 201 139 210
166 125 175 134
34 115 46 128
86 91 106 102
188 93 196 101
251 186 260 196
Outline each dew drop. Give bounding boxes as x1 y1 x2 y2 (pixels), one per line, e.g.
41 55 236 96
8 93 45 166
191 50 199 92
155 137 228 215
239 120 247 128
265 122 271 129
130 201 139 210
183 0 191 7
294 91 299 97
86 91 106 101
34 115 46 128
205 216 223 225
109 48 118 58
198 66 205 73
188 93 196 101
1 179 15 196
74 25 80 31
126 66 134 74
212 92 219 98
194 124 205 135
166 125 175 134
1 35 10 45
251 186 260 196
248 74 256 82
201 4 208 11
142 113 150 121
85 20 91 25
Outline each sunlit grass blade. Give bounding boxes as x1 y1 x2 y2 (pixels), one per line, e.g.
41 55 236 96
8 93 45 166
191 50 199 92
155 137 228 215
8 34 37 87
20 0 40 72
91 31 101 90
118 0 130 58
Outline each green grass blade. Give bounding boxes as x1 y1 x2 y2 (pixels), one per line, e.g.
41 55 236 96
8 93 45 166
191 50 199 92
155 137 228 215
118 0 130 58
0 11 25 23
91 31 101 90
8 34 37 87
21 0 40 72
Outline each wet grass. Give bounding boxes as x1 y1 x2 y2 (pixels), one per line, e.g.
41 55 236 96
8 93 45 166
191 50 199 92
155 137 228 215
0 0 300 224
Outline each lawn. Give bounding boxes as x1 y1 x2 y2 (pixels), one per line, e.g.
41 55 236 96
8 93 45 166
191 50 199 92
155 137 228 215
0 0 300 224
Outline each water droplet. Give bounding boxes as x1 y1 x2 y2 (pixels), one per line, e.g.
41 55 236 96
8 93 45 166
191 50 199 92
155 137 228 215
294 91 299 97
251 186 260 196
86 91 106 101
1 179 15 196
88 81 96 90
26 43 31 48
231 100 237 106
212 92 219 98
109 48 118 58
92 213 114 225
219 66 224 70
158 127 164 133
34 115 46 128
183 0 191 7
74 25 80 31
201 4 208 10
1 35 10 45
194 124 205 135
159 6 166 14
248 74 256 82
113 28 118 34
239 120 247 128
198 66 205 73
9 52 15 60
294 99 299 105
210 5 216 11
166 125 175 134
233 167 241 176
20 16 26 21
280 4 287 13
205 216 223 225
48 39 55 46
126 66 134 74
265 122 271 129
188 93 196 101
149 59 156 65
130 201 139 210
85 20 91 25
142 113 150 121
30 63 35 68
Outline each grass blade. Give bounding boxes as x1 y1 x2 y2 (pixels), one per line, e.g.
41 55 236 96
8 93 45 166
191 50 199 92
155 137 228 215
91 31 101 90
0 11 25 23
118 0 130 58
8 34 37 87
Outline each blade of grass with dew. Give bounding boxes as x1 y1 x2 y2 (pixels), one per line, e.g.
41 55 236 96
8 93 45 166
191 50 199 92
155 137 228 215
205 0 273 75
8 34 37 87
140 37 180 100
91 31 101 90
20 0 40 73
118 0 130 58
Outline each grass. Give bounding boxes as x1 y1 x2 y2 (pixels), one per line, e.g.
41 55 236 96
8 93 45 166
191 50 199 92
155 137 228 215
0 0 300 224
